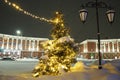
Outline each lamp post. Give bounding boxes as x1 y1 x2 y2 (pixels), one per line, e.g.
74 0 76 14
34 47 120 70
79 0 115 69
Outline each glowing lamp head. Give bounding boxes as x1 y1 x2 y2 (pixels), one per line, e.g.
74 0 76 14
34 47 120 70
79 9 88 23
16 30 21 36
106 9 115 24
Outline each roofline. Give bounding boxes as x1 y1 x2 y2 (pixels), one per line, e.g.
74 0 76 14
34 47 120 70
0 33 49 40
80 39 120 44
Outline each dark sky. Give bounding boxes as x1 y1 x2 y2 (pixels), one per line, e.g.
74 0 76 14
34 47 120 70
0 0 120 42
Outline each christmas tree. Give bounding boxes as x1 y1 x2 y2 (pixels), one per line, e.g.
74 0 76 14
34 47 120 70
33 12 79 77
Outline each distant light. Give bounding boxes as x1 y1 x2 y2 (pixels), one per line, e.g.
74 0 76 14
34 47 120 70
16 30 21 35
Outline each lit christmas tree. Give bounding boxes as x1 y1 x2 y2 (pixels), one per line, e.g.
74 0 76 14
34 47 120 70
3 0 79 76
33 12 79 77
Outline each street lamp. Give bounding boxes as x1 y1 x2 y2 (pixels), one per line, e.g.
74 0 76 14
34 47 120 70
79 0 115 69
16 30 22 36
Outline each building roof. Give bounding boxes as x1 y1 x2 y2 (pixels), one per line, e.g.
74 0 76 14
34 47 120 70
80 39 120 44
0 33 49 41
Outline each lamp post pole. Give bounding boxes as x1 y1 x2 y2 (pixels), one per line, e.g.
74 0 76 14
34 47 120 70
95 0 102 69
79 0 115 69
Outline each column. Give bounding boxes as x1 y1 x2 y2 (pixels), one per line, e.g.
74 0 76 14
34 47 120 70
104 42 106 52
11 38 14 50
6 38 9 49
2 37 4 49
20 39 23 50
25 39 27 50
31 40 35 58
100 42 103 53
34 40 36 51
83 43 85 52
19 39 22 58
108 42 110 52
32 40 35 50
117 41 119 52
29 40 31 51
112 42 115 52
37 40 39 51
96 42 98 52
16 39 18 50
86 43 88 52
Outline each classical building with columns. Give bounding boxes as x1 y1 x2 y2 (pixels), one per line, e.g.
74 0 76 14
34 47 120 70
0 33 49 58
79 39 120 59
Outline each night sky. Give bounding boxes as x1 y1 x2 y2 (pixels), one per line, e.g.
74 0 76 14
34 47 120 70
0 0 120 42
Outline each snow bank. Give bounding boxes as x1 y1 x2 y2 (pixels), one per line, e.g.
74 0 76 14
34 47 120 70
70 61 88 72
1 59 120 80
16 58 39 61
24 60 120 80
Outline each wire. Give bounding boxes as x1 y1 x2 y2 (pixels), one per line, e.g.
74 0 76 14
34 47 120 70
3 0 53 23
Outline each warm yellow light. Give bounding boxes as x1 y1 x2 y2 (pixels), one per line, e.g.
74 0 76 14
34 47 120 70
33 72 39 77
54 18 59 24
56 11 59 14
24 11 27 14
4 0 8 3
8 2 11 5
35 16 38 19
3 0 52 23
51 67 55 72
61 65 67 69
35 65 40 70
15 6 19 10
61 23 64 27
12 3 16 7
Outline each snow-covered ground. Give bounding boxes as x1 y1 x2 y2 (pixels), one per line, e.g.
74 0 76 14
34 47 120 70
0 59 120 80
16 58 39 61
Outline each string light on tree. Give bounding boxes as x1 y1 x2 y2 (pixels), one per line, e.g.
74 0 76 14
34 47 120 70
32 12 79 77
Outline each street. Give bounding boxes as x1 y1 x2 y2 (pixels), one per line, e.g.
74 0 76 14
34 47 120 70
0 61 38 76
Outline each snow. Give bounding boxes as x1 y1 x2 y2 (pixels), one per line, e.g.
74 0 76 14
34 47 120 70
0 59 120 80
16 58 39 61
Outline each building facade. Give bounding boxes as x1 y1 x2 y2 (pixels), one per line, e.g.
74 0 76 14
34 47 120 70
79 39 120 59
0 33 49 58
